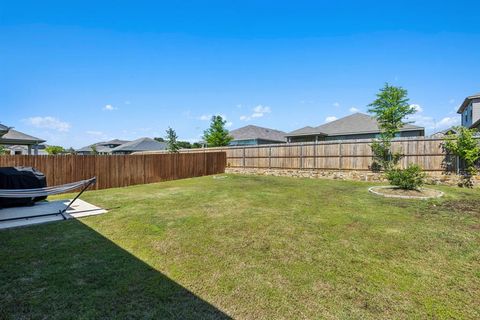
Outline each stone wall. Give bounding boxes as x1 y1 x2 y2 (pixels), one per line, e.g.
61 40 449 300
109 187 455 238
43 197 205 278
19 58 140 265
225 167 480 187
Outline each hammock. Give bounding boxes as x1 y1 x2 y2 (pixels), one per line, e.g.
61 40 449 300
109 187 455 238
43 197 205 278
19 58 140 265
0 177 96 222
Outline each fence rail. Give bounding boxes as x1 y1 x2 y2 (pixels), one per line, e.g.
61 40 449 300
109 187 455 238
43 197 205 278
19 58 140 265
0 152 226 190
139 137 480 173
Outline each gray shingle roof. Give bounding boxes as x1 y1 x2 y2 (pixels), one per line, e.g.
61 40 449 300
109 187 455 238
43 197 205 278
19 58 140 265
458 92 480 113
0 129 46 144
230 125 286 142
111 137 167 153
77 139 131 153
0 123 9 133
286 113 424 137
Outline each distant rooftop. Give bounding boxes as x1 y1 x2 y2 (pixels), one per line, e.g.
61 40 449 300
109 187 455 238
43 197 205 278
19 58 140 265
230 125 286 142
111 137 167 153
77 139 131 153
287 113 424 137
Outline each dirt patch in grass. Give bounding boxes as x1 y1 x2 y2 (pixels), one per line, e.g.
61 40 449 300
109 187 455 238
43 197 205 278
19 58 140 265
437 200 480 217
369 186 443 199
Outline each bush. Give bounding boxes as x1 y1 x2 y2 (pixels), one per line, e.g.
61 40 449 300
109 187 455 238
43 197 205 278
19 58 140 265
385 164 426 190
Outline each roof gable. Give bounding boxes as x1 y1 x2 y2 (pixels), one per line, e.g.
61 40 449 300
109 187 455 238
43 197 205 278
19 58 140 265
0 129 45 144
287 113 424 137
230 125 286 142
457 92 480 113
111 137 167 152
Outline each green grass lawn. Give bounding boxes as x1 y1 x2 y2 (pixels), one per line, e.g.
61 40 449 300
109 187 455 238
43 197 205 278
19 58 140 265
0 175 479 319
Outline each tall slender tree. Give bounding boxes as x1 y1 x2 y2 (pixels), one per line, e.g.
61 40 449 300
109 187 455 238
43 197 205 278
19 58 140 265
165 127 180 153
368 83 416 171
203 115 233 147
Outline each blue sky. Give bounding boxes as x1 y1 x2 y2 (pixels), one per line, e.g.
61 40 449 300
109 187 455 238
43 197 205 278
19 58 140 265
1 1 479 148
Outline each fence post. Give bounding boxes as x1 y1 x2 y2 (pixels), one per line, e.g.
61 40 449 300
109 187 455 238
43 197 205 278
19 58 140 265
338 142 343 170
313 142 317 169
204 149 207 175
243 147 246 168
300 144 303 169
269 146 272 169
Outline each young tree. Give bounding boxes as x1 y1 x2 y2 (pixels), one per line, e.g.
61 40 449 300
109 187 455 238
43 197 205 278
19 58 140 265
0 145 8 155
90 145 99 155
203 115 233 147
165 127 180 153
45 145 65 155
444 127 480 187
368 83 417 171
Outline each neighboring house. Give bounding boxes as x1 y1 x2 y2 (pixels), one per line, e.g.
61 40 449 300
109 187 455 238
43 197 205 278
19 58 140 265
286 113 425 143
0 124 9 137
5 144 48 155
229 125 286 146
77 139 131 155
457 92 480 130
111 137 167 154
430 127 458 138
0 125 46 155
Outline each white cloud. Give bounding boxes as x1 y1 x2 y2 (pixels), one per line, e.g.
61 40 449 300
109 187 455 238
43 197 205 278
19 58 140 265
24 116 71 132
240 105 271 121
333 102 340 107
86 130 104 136
437 116 460 128
199 114 211 121
103 104 117 111
325 116 338 123
410 104 423 113
448 99 455 104
406 104 460 132
349 107 360 113
225 121 233 128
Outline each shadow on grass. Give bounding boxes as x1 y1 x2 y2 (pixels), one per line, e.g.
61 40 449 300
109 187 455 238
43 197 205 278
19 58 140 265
0 219 231 319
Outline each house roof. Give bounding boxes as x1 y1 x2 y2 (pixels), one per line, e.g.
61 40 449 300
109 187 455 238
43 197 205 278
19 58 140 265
457 92 480 114
76 139 131 153
103 139 130 145
286 113 424 137
0 129 46 145
471 118 480 130
0 123 9 132
111 137 167 153
230 125 286 142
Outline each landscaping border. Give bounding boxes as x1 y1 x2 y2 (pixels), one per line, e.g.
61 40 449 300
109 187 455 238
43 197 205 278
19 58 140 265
368 186 444 200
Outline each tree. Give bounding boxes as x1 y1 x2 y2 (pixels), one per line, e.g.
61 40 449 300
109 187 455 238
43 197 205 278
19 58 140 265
203 115 233 147
165 127 180 153
444 127 480 187
0 145 8 155
45 145 65 155
191 142 204 149
368 83 417 171
90 145 99 155
177 141 192 149
154 137 165 142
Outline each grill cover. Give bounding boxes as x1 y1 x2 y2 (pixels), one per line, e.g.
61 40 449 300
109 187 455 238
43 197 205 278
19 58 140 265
0 167 47 208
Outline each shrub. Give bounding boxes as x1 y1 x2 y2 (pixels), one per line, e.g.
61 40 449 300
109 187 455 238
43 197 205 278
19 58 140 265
444 127 480 187
385 164 426 190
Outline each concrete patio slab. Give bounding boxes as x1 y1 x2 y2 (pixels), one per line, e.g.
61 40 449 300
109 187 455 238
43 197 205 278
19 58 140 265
0 199 107 230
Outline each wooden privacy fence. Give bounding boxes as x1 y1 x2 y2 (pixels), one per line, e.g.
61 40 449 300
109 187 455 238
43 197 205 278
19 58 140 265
0 152 226 190
168 137 480 173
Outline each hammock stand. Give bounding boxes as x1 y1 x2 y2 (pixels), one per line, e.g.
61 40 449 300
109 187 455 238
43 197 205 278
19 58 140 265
0 177 96 222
